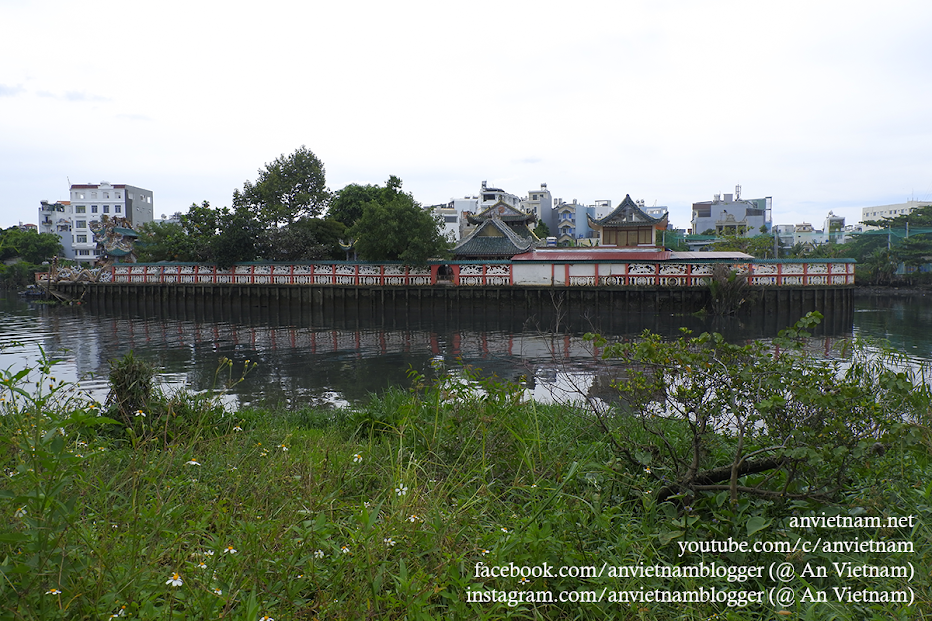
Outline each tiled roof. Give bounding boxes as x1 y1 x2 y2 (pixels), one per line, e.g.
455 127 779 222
467 201 536 225
589 194 666 229
453 218 535 258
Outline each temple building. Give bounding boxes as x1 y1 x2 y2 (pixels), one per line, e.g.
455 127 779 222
587 194 669 248
452 201 539 259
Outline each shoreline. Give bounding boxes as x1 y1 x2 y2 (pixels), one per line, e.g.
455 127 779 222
854 284 932 297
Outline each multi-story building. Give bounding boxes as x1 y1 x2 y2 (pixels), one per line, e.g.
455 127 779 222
773 212 847 251
442 182 552 241
860 200 929 228
522 184 554 232
691 186 772 236
38 181 153 263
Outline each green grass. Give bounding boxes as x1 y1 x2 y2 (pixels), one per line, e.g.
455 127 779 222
0 356 930 620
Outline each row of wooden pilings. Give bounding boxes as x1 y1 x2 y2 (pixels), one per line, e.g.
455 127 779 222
53 283 855 335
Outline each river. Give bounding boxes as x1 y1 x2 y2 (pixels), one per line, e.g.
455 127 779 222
1 290 929 408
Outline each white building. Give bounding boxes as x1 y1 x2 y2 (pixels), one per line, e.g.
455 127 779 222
39 181 153 264
860 200 930 228
522 184 554 232
441 182 553 240
773 211 847 250
691 186 772 236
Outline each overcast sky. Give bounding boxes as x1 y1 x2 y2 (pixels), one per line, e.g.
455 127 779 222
3 0 931 232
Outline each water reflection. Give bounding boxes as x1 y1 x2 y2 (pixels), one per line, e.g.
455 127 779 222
0 290 876 409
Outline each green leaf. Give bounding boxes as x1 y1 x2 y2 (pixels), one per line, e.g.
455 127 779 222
746 516 772 537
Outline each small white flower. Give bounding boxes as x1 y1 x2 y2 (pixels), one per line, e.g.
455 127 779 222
212 587 222 596
135 410 146 417
233 425 243 432
395 484 408 497
279 444 288 452
500 527 508 533
196 562 207 569
185 459 201 466
259 615 274 621
108 605 127 618
383 537 396 547
407 514 420 523
341 545 350 554
14 506 26 518
224 545 237 554
314 549 324 559
166 572 183 587
353 453 362 463
46 588 62 595
481 549 490 556
204 550 215 556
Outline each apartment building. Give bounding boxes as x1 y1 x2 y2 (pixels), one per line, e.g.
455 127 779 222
38 181 153 263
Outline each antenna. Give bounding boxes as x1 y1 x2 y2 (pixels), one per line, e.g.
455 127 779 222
735 184 742 200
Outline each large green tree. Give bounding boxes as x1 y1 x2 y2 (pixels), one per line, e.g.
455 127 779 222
327 182 385 228
259 217 346 261
234 146 330 227
347 177 448 265
0 228 63 264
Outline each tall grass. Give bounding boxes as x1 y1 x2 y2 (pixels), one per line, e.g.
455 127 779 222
0 351 929 619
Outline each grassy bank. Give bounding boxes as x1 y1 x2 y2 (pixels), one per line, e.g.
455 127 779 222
1 329 931 620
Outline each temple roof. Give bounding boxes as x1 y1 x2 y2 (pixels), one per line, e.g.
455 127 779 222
588 194 667 229
466 200 536 225
453 217 536 258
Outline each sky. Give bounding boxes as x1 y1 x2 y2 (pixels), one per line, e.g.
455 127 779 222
3 0 931 232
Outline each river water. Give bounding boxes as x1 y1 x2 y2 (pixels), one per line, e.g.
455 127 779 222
1 290 929 408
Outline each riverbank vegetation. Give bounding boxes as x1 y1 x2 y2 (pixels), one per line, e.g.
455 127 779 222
0 227 62 290
1 316 930 619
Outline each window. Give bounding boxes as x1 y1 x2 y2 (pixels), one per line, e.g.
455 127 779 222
75 206 86 213
91 191 97 198
76 235 87 243
77 250 90 256
91 206 98 213
76 220 86 229
443 215 457 223
104 192 109 199
103 206 110 214
116 192 121 199
115 206 121 213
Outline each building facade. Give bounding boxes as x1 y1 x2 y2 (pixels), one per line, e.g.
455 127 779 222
691 186 772 236
860 200 930 228
38 181 153 263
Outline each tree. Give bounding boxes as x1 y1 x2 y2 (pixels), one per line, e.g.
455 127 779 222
234 145 330 227
348 177 448 264
708 233 776 258
328 182 385 228
0 228 62 264
585 313 922 505
533 220 551 239
213 205 264 268
135 221 193 262
259 217 346 261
